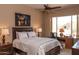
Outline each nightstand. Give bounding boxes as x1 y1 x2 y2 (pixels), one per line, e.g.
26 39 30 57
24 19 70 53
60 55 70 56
0 43 13 55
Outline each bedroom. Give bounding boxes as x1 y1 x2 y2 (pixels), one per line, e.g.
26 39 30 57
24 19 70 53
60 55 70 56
0 4 79 55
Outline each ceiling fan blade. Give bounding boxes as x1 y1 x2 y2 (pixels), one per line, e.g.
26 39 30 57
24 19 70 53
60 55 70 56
45 6 61 10
50 6 61 9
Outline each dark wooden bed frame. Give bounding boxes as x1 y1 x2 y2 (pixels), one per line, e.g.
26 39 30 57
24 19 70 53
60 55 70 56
12 27 60 55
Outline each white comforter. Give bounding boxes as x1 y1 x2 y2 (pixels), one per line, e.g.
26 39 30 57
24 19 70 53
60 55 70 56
13 37 62 55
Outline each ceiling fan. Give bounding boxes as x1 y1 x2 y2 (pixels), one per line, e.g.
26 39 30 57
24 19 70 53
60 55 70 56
43 4 61 10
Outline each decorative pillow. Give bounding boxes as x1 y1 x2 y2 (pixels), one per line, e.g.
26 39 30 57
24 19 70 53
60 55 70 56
16 32 28 40
27 31 37 38
16 32 19 39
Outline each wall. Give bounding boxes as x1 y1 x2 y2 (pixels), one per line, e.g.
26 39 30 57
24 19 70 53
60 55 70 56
1 5 79 43
0 4 42 43
42 6 79 37
42 12 52 37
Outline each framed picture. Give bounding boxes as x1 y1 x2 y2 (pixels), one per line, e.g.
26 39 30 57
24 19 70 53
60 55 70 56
15 13 31 26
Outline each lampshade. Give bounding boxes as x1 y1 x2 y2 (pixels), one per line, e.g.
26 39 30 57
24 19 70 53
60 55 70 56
59 28 64 32
37 28 42 32
1 28 9 35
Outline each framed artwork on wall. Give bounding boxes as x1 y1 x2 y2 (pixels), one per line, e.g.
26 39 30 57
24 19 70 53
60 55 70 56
15 13 31 26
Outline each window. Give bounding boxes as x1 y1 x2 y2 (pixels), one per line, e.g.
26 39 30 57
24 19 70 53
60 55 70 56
52 15 77 38
72 15 77 38
52 17 56 33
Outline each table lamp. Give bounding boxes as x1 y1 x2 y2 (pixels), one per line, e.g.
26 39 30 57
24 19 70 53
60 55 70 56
1 28 9 44
37 28 42 37
59 28 64 37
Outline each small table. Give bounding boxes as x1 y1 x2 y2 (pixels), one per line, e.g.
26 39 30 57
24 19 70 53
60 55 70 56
0 43 13 55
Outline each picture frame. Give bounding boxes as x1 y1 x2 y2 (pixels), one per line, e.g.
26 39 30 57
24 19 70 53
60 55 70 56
15 13 31 26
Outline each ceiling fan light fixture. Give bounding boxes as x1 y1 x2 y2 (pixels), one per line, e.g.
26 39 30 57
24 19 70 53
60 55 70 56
44 4 61 10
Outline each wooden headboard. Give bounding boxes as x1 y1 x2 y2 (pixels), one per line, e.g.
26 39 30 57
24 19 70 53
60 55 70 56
12 27 33 41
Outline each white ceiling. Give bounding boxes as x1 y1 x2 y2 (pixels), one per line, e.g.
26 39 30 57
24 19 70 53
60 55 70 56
26 4 79 13
26 4 78 10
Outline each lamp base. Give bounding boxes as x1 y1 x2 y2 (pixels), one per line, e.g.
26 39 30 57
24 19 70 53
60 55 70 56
60 33 64 37
2 35 5 44
38 32 39 37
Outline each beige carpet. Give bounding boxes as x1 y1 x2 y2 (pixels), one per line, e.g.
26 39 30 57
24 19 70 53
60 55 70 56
59 49 72 55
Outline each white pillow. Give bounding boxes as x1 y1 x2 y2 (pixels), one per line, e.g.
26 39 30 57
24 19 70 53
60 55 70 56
27 31 37 38
16 32 28 40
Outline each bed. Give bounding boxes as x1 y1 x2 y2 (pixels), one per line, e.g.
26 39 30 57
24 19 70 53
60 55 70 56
12 27 62 55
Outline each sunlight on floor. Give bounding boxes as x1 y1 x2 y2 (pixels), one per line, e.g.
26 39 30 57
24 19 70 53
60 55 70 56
59 49 72 55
